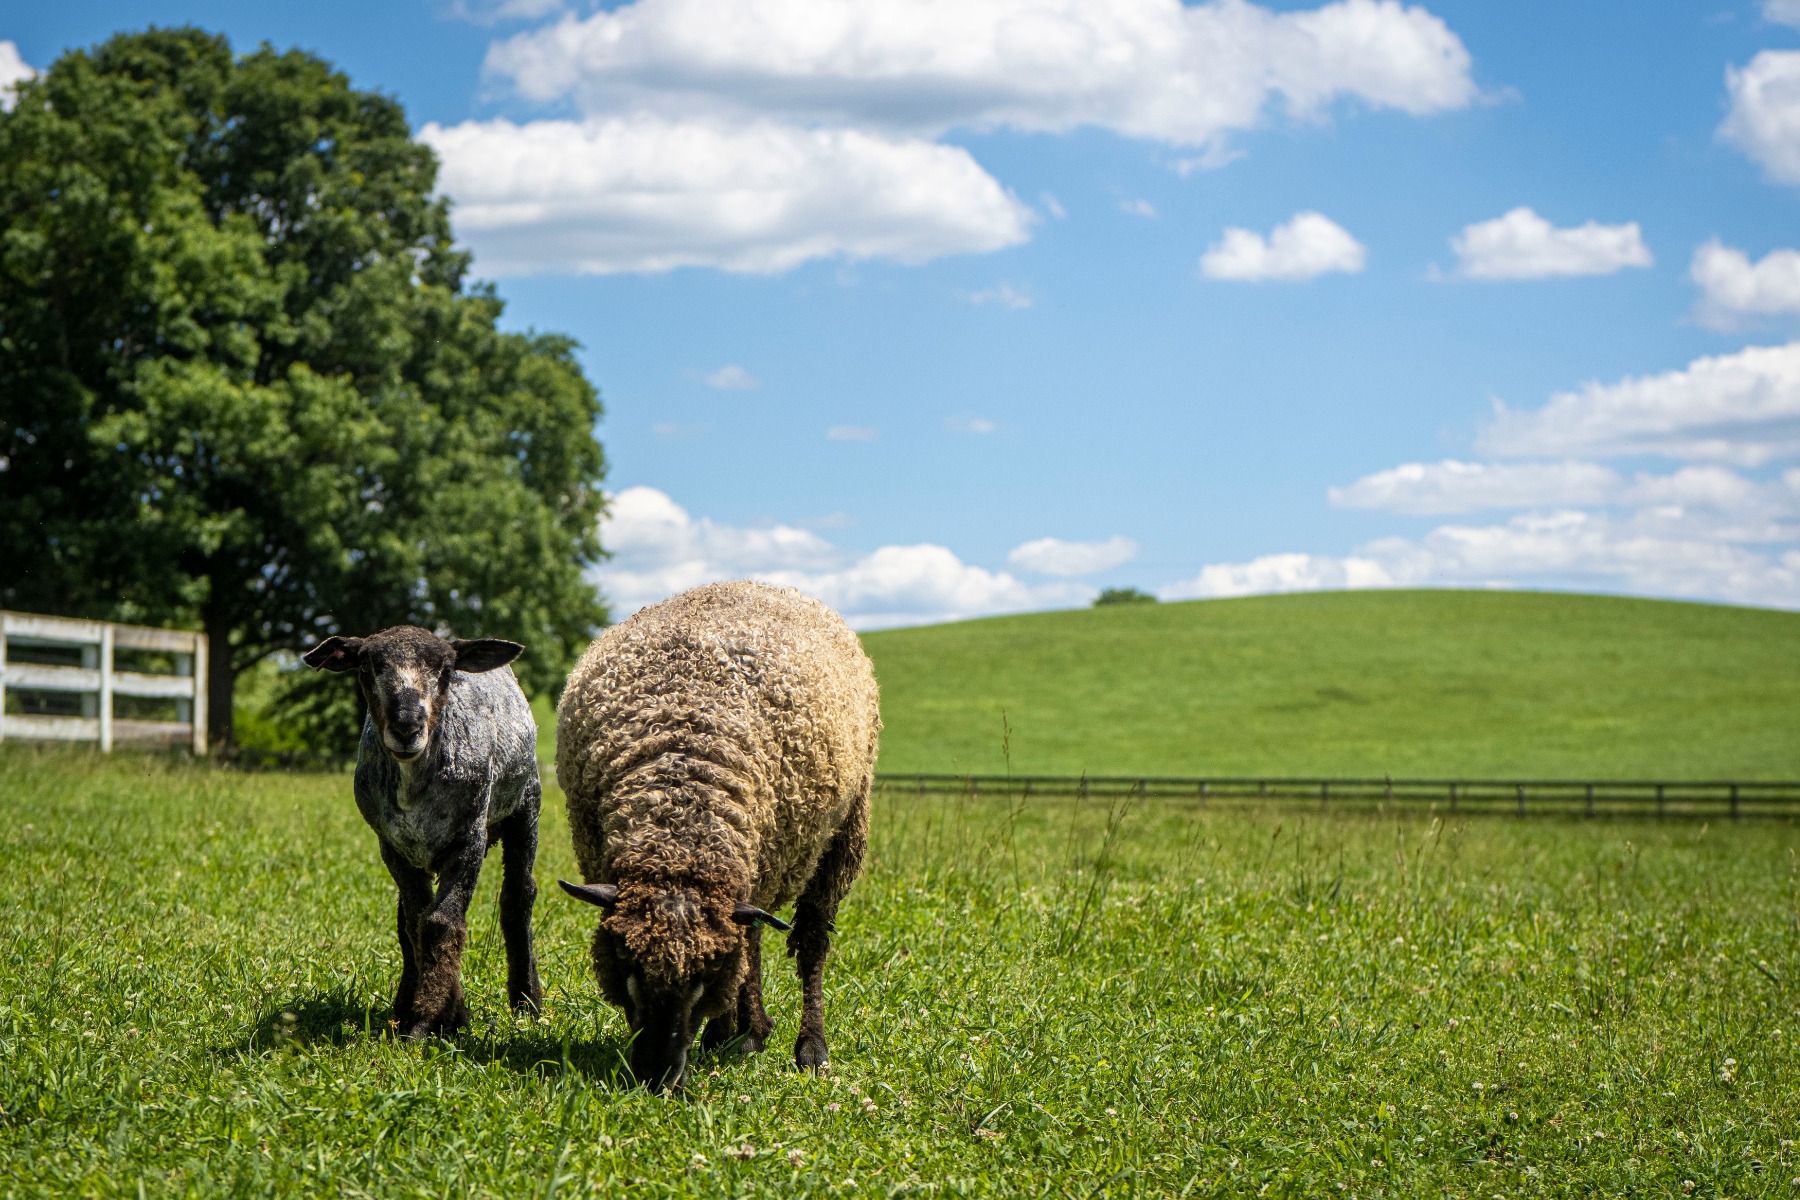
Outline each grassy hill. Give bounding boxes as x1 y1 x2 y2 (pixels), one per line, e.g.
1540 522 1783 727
860 590 1800 780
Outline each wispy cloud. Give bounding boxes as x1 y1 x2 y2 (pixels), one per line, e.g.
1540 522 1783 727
1009 536 1139 577
969 283 1032 310
827 425 880 442
703 364 759 389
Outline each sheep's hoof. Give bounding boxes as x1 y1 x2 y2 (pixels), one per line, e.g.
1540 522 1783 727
794 1033 829 1072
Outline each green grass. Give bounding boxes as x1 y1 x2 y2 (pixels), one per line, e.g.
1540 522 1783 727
5 748 1800 1197
861 590 1800 779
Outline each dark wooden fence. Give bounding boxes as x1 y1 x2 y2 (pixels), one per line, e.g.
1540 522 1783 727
873 773 1800 819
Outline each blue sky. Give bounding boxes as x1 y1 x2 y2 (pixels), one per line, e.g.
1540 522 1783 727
10 1 1800 625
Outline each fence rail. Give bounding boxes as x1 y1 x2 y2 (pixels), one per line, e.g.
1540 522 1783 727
873 772 1800 819
0 611 207 753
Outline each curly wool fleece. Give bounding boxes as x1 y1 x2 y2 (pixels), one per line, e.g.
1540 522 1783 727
556 581 880 988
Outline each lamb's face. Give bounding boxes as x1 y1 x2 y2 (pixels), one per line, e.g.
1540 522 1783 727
302 627 524 762
357 628 458 762
560 879 788 1092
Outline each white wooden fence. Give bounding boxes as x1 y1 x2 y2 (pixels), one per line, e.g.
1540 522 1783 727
0 611 207 753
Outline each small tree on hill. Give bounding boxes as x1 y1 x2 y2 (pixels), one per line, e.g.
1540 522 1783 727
1093 587 1159 607
0 28 608 748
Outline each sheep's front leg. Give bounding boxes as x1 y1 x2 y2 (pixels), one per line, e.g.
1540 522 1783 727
406 831 487 1040
702 925 774 1055
380 842 434 1028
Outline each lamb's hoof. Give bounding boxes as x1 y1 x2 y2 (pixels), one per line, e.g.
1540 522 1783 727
404 1002 471 1041
794 1033 829 1072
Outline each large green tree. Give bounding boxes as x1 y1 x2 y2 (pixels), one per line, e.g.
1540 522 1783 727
0 27 608 748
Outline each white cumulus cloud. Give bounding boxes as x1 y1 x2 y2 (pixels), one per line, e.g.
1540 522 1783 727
1449 207 1651 280
1200 211 1366 282
597 486 1088 625
1477 341 1800 466
1328 459 1623 514
0 41 35 111
484 0 1476 148
1691 239 1800 327
421 115 1032 275
1163 509 1800 609
1769 0 1800 27
1721 50 1800 185
1162 552 1394 600
704 364 759 389
1008 535 1140 576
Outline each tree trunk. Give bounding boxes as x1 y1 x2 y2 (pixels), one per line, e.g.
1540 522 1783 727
206 621 235 753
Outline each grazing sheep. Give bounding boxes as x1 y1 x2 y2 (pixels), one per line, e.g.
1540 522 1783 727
302 626 544 1039
556 580 880 1089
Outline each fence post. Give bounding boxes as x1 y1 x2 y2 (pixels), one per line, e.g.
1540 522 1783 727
1385 774 1393 807
98 623 114 753
1656 784 1665 819
0 615 7 744
1321 780 1330 808
1259 780 1268 798
191 631 208 755
1449 781 1458 812
1584 783 1595 818
1516 783 1525 816
1731 784 1740 820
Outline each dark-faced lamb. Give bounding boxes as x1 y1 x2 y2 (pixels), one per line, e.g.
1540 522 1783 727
555 580 880 1090
302 626 544 1039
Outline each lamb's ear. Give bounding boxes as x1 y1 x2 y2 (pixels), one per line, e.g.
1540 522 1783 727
732 903 792 932
301 636 363 672
451 638 523 673
559 880 619 908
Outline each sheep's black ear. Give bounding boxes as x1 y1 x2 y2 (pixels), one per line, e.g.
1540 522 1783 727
559 879 619 908
732 903 792 932
452 638 523 673
302 636 363 672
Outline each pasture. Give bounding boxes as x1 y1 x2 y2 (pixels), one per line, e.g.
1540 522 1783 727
863 590 1800 779
5 748 1799 1197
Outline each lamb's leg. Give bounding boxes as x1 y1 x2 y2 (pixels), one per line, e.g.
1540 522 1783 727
787 782 870 1071
493 789 544 1015
702 925 775 1055
380 841 434 1028
406 830 487 1040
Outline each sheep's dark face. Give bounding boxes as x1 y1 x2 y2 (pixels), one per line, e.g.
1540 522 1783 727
302 627 523 763
560 880 787 1092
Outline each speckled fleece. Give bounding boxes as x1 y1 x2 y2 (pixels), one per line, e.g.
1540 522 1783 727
354 666 540 872
556 581 880 983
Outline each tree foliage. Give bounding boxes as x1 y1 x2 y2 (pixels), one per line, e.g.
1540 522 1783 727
1092 587 1159 607
0 27 608 747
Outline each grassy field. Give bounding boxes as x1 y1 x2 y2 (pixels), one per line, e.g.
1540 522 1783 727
861 590 1800 779
5 748 1800 1197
